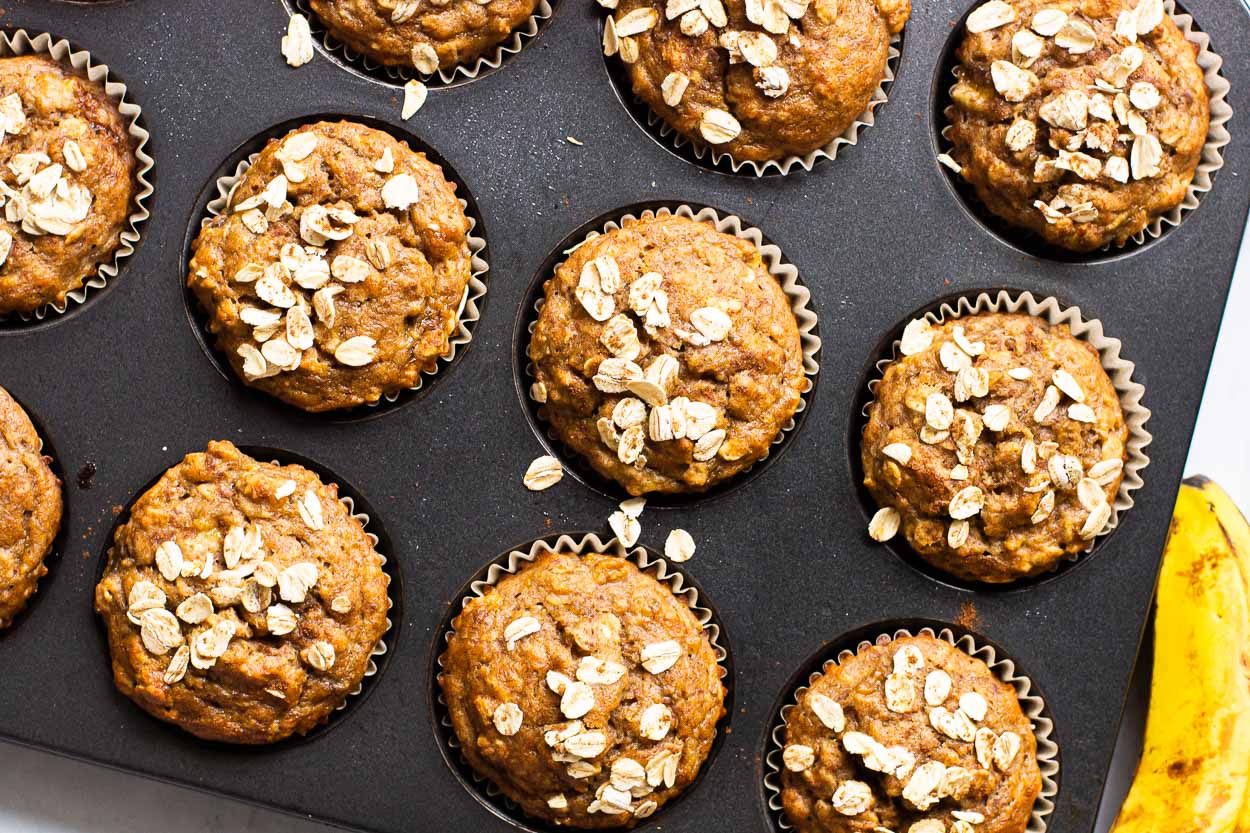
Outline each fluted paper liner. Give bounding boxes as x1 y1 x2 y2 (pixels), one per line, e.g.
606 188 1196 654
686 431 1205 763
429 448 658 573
862 290 1151 571
0 30 153 322
525 203 820 487
620 28 901 176
435 531 728 808
293 0 554 85
939 0 1231 249
200 145 488 405
764 626 1060 833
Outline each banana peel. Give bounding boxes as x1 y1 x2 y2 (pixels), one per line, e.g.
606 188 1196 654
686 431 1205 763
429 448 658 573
1110 477 1250 833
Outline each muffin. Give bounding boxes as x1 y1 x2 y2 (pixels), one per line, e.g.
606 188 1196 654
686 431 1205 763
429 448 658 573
94 441 389 744
0 386 61 628
862 312 1127 583
440 548 725 827
188 120 473 412
603 0 908 163
780 634 1043 833
945 0 1209 251
529 213 806 495
0 55 138 315
309 0 541 73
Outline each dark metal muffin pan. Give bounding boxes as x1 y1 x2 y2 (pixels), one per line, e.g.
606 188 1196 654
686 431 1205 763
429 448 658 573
0 0 1247 831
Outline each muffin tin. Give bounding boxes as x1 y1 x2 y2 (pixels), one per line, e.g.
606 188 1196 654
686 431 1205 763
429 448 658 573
0 0 1246 831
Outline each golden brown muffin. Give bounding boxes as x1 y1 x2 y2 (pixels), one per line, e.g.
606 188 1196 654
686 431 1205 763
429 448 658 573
605 0 908 163
780 634 1042 833
529 213 806 495
0 386 61 628
440 549 725 828
188 120 473 412
945 0 1209 251
0 55 137 315
309 0 541 72
94 441 389 744
862 312 1127 583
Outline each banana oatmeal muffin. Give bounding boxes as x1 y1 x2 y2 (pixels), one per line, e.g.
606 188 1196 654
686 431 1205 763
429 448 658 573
0 55 138 315
0 386 61 629
529 213 806 495
862 312 1127 583
94 441 389 744
309 0 542 72
440 548 725 828
945 0 1209 251
602 0 908 163
780 634 1042 833
188 120 473 412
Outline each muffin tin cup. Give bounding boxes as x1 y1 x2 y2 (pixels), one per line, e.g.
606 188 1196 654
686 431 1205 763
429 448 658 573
200 149 489 408
433 531 730 829
102 451 395 730
763 625 1060 833
861 290 1151 580
611 26 901 176
938 0 1231 251
0 29 153 323
290 0 556 87
524 203 821 498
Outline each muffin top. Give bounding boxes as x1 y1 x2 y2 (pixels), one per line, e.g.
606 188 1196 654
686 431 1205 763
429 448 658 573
529 214 806 495
188 120 473 412
946 0 1208 251
780 634 1042 833
0 386 61 629
93 441 389 744
0 55 137 315
862 312 1127 583
440 549 725 828
309 0 541 72
607 0 908 162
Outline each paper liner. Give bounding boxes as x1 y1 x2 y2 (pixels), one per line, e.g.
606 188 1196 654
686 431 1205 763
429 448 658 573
525 204 820 490
434 531 729 811
938 0 1230 250
334 494 391 704
292 0 554 86
200 144 488 406
623 30 901 176
863 290 1151 573
0 30 153 322
763 626 1060 833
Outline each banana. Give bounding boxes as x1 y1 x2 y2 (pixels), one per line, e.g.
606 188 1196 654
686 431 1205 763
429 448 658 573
1110 477 1250 833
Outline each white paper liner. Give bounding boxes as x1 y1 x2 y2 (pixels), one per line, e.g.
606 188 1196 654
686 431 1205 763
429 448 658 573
435 531 729 809
627 31 901 176
863 290 1151 573
0 30 153 322
201 142 488 406
938 0 1230 250
763 626 1060 833
293 0 554 85
525 204 820 488
334 493 391 705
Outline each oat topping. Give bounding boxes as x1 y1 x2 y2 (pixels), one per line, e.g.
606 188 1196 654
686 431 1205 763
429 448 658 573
523 455 564 491
282 13 315 67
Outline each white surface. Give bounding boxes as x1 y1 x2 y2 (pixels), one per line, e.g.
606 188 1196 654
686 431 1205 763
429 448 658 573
3 229 1249 833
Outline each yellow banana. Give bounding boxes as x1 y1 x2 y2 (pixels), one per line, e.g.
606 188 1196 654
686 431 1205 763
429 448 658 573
1110 478 1250 833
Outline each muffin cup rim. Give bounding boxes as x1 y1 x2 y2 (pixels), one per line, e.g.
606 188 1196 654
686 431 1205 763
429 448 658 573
937 0 1231 253
291 0 556 86
524 202 821 499
0 28 154 322
762 624 1060 833
433 530 731 830
196 136 489 410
